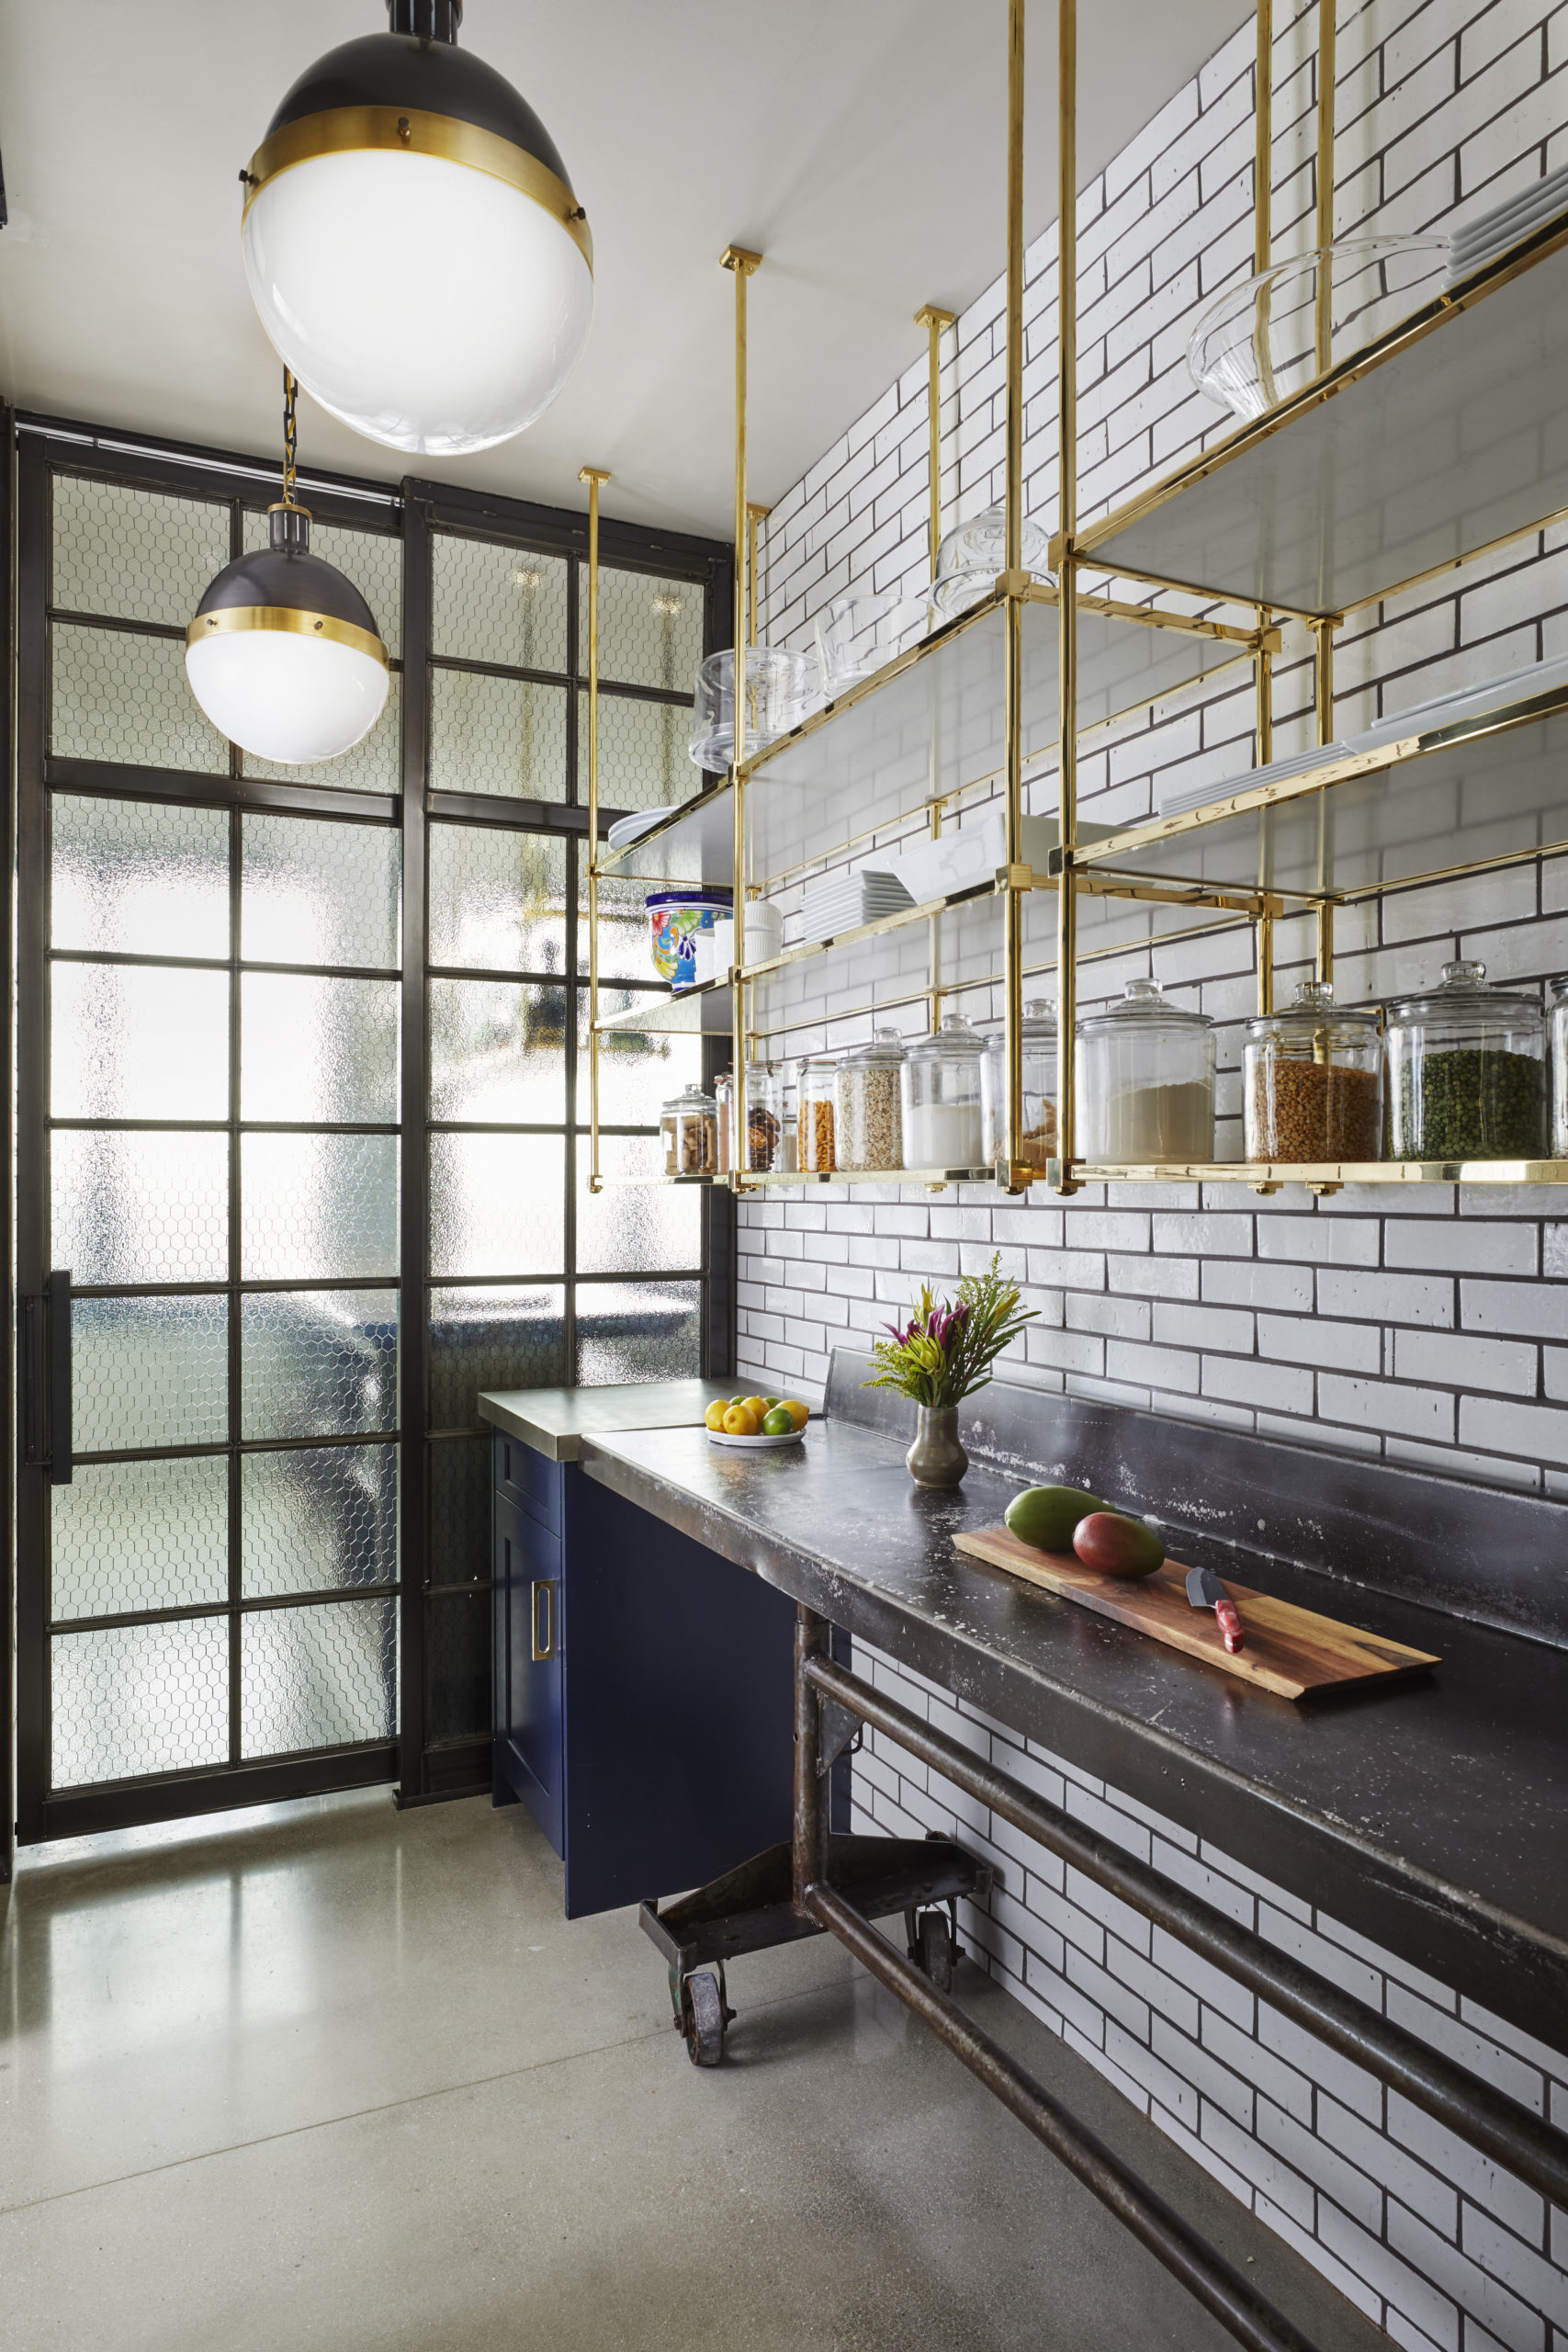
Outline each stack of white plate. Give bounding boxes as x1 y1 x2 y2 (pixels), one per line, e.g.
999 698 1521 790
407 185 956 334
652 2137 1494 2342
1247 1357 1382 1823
1445 164 1568 284
606 807 674 850
801 868 913 944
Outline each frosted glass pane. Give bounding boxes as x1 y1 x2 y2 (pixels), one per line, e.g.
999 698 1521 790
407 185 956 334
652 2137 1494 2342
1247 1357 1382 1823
243 508 403 649
576 1282 700 1385
578 688 691 812
54 478 233 628
242 671 402 795
428 823 568 975
52 623 229 772
51 1456 229 1621
430 1437 489 1584
242 1290 398 1441
242 815 400 968
241 973 398 1122
429 1134 565 1277
51 796 229 957
241 1134 398 1279
579 871 663 983
52 962 228 1121
582 997 701 1126
242 1444 397 1598
241 1597 396 1758
73 1295 228 1451
433 537 568 671
429 1285 565 1429
53 1128 228 1284
577 566 704 692
426 1590 488 1739
52 1618 228 1788
429 979 568 1123
577 1139 701 1273
429 671 568 801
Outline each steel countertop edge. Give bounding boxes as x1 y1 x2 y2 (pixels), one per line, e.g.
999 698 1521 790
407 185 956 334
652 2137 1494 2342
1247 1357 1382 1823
578 1418 1568 2054
477 1378 737 1462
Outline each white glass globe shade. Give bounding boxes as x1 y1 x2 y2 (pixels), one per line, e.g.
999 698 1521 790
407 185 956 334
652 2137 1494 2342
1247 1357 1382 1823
186 630 389 766
243 152 593 457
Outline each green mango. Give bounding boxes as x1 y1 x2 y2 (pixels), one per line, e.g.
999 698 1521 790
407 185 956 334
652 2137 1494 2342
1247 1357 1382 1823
1004 1483 1109 1553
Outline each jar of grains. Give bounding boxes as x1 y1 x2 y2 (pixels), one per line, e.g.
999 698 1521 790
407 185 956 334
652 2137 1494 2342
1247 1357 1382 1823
663 1083 718 1176
715 1069 734 1173
797 1055 839 1172
835 1031 906 1170
1384 960 1546 1159
981 999 1059 1168
1075 978 1214 1163
1244 980 1382 1162
1549 977 1568 1157
743 1060 783 1171
901 1015 986 1169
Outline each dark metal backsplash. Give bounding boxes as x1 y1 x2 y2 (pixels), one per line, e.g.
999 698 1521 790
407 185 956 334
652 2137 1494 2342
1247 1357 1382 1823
824 1351 1568 1650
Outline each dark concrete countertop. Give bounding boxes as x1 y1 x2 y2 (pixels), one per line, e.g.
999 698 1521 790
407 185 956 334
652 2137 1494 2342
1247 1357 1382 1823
580 1419 1568 2050
477 1378 737 1462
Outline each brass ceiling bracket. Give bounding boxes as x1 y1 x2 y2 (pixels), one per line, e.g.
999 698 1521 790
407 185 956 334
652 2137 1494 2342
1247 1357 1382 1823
719 245 763 276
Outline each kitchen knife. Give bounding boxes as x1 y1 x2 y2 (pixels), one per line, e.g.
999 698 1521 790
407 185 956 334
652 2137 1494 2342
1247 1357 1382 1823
1184 1564 1245 1653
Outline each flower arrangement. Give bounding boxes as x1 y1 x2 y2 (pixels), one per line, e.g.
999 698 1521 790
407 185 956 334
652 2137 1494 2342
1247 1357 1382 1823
863 1254 1034 1409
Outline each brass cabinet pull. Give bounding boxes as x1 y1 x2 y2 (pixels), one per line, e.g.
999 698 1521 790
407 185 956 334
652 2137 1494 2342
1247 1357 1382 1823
530 1579 555 1662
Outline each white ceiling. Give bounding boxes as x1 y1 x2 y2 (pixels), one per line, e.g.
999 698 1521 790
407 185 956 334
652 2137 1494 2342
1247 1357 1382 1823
0 1 1249 542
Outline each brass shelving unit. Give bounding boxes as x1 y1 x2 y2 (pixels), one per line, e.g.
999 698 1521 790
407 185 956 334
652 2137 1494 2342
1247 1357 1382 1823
585 0 1568 1199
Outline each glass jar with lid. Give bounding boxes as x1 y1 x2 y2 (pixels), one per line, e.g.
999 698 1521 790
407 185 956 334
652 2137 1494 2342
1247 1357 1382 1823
797 1055 838 1172
715 1069 734 1173
1244 980 1382 1162
1075 978 1214 1163
835 1031 906 1170
662 1082 717 1176
1551 978 1568 1157
1385 959 1546 1159
901 1014 986 1169
981 1000 1058 1169
743 1060 783 1172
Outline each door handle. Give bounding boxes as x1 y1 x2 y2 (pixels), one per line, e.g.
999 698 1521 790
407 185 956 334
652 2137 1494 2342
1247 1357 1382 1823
530 1578 555 1662
23 1270 73 1486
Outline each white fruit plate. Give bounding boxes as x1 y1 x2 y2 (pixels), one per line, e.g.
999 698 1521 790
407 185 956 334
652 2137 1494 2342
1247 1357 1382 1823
705 1426 806 1451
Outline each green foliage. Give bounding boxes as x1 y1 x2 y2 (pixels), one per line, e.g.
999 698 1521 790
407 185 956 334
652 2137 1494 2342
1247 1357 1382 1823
863 1253 1034 1409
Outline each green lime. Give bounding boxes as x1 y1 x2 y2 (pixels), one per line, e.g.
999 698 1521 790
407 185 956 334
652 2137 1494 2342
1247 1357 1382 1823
761 1406 795 1436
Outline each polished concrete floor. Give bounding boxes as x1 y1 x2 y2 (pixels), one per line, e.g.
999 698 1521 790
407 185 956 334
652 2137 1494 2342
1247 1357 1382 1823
0 1788 1389 2351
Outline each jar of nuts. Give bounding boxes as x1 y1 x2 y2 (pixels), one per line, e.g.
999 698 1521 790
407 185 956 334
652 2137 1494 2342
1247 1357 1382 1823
743 1060 783 1171
835 1030 906 1170
1245 980 1382 1164
796 1054 839 1173
662 1083 718 1176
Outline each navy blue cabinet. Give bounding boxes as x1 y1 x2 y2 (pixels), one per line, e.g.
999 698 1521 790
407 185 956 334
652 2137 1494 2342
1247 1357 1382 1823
491 1430 797 1917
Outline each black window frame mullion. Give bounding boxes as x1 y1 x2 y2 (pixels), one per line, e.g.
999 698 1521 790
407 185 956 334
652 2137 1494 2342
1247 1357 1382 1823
227 791 243 1766
397 490 433 1804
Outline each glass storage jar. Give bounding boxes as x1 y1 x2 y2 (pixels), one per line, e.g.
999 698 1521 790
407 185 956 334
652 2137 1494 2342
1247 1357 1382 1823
797 1055 839 1173
1551 977 1568 1158
981 1000 1058 1168
715 1069 734 1174
662 1083 717 1177
901 1014 986 1169
743 1060 783 1172
1244 980 1382 1162
835 1031 906 1170
1076 978 1215 1162
1385 960 1546 1159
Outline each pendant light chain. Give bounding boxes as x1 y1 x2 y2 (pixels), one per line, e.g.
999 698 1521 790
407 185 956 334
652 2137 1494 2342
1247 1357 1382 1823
282 368 300 508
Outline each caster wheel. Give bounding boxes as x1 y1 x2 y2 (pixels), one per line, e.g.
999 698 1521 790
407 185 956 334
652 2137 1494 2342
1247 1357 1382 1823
680 1969 727 2067
915 1907 956 1994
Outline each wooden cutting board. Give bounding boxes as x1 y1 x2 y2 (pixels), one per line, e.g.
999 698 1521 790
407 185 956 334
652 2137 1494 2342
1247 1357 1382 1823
953 1525 1440 1701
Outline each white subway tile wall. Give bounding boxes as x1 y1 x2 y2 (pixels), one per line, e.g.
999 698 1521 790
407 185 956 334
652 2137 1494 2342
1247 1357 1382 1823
739 4 1568 2342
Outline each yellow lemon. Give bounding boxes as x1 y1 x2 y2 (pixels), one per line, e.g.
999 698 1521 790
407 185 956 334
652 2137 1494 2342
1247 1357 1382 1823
704 1399 728 1432
723 1404 760 1437
782 1399 809 1430
739 1395 769 1420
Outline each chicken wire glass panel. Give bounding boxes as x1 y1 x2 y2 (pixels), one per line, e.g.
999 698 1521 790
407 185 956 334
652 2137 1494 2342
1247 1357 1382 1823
576 1281 700 1385
430 1438 490 1584
577 1139 701 1273
578 567 704 693
581 996 701 1125
429 1133 566 1277
53 1128 228 1285
428 823 568 974
429 1285 566 1430
432 536 569 672
578 871 660 982
241 1596 397 1758
242 671 402 795
53 477 235 629
429 671 568 801
241 1134 399 1280
52 1618 229 1789
51 796 229 957
51 1455 229 1622
429 979 569 1124
52 623 229 773
73 1294 229 1451
52 962 229 1122
425 1589 489 1738
578 689 691 813
242 1289 398 1441
243 509 403 649
241 973 398 1122
242 1444 398 1599
242 814 400 968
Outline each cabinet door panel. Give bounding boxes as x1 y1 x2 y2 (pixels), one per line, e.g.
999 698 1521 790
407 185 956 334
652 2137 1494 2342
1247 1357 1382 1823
492 1486 564 1851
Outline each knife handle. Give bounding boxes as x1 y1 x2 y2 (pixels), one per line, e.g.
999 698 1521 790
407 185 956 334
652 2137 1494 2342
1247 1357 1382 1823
1215 1597 1244 1654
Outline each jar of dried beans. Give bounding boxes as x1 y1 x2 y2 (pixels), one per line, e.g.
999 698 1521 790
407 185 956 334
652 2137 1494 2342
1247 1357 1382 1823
835 1031 906 1170
1244 980 1382 1163
1385 960 1546 1160
981 999 1058 1170
797 1055 839 1173
742 1060 783 1171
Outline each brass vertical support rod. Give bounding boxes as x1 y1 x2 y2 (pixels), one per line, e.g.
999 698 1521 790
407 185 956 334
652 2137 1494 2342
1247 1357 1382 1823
746 502 770 647
914 305 956 579
722 246 761 1154
1313 615 1336 986
1253 0 1279 406
1053 0 1079 1194
579 466 611 1193
998 0 1029 1191
1314 0 1336 376
1255 604 1275 1017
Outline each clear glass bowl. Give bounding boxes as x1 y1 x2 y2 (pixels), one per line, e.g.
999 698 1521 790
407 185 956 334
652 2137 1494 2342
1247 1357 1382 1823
931 502 1054 618
1187 236 1450 423
687 645 816 770
815 584 933 694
